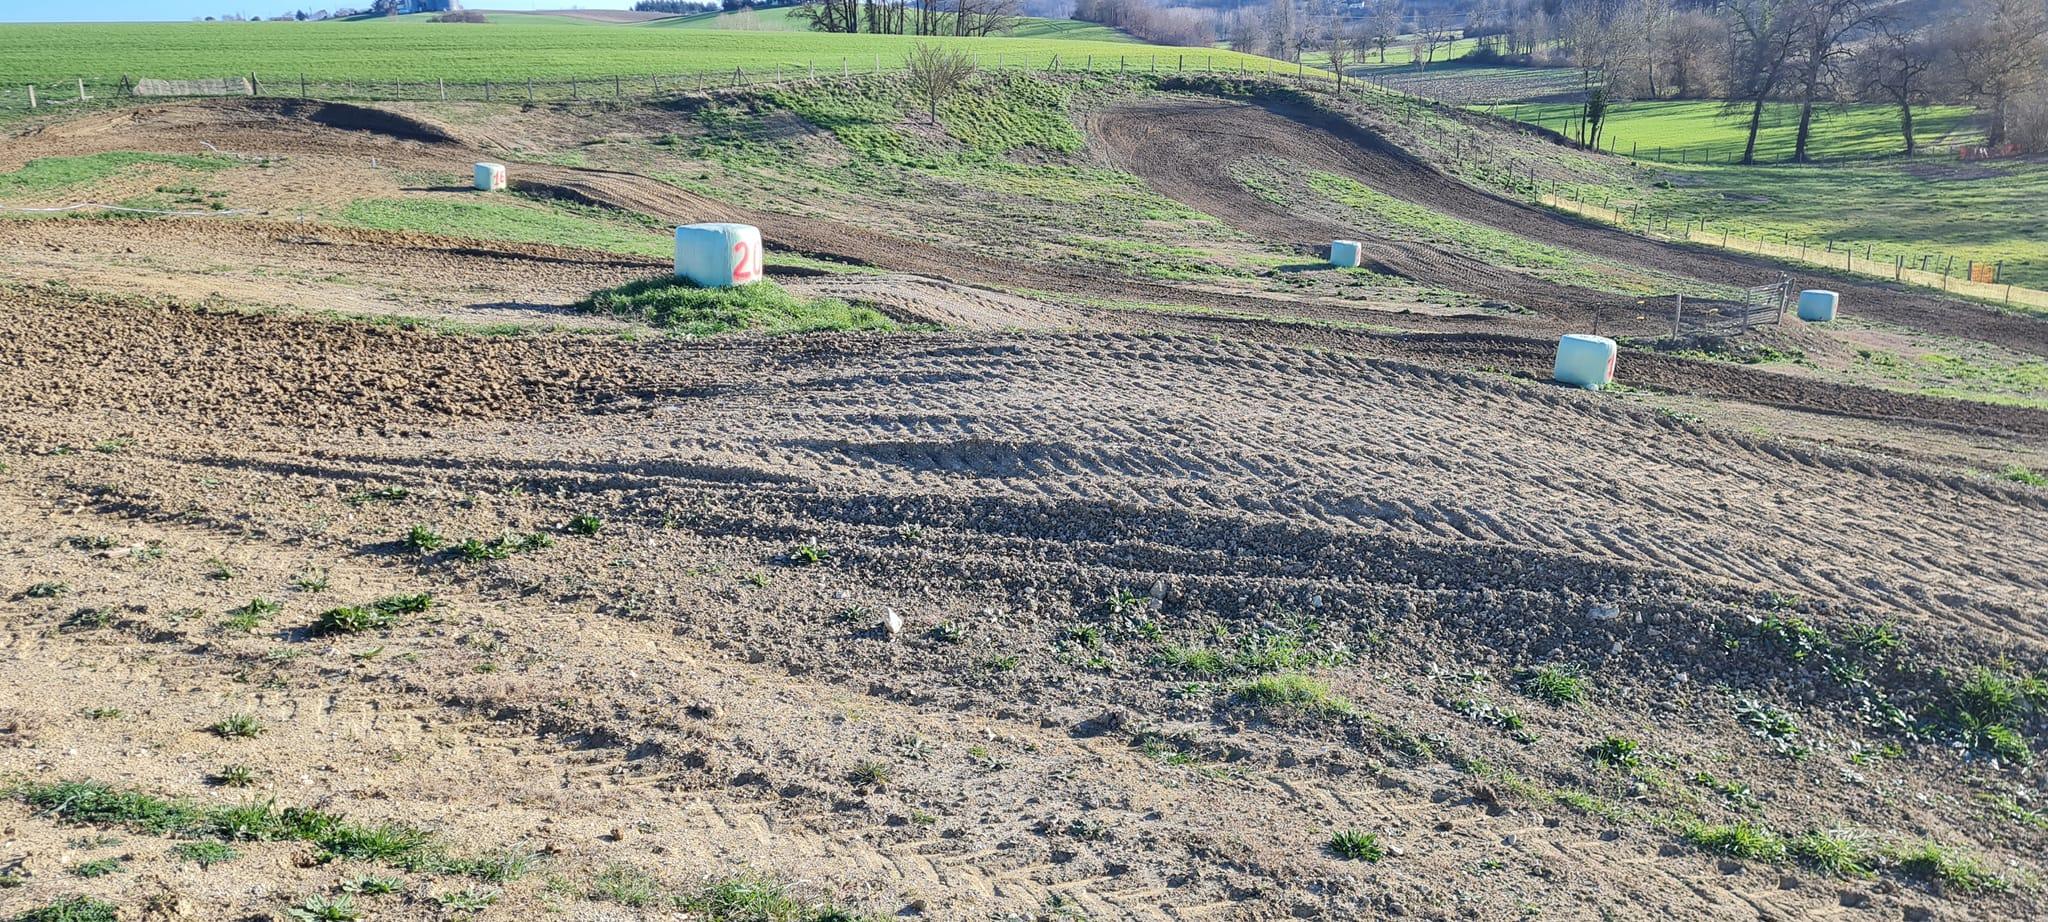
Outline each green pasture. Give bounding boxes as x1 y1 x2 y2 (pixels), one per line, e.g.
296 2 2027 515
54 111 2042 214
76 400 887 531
1495 100 1978 162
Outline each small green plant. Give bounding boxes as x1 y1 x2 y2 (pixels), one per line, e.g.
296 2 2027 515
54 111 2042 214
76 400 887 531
434 887 499 913
457 537 505 561
1788 831 1871 878
64 535 117 551
81 706 122 720
929 620 967 644
210 713 265 739
25 581 69 598
69 857 123 878
587 863 661 907
403 525 447 552
171 840 239 868
315 605 394 635
13 897 118 922
205 558 235 581
1327 829 1386 861
788 541 830 566
223 598 282 633
1889 842 2006 894
742 570 770 588
212 763 258 788
339 874 404 895
848 761 893 789
568 514 605 536
1683 822 1786 862
291 569 331 592
92 438 131 454
1587 735 1643 769
453 848 540 884
985 654 1020 671
1519 665 1586 705
346 486 411 506
287 894 362 922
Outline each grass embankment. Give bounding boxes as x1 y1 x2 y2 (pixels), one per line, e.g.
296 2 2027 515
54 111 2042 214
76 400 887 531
1496 100 1977 162
580 277 894 335
0 152 235 197
0 17 1272 86
339 197 675 258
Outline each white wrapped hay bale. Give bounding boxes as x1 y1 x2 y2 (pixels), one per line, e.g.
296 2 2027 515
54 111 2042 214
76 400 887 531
674 222 764 288
473 162 506 192
1330 239 1363 268
1797 289 1838 322
1553 334 1618 390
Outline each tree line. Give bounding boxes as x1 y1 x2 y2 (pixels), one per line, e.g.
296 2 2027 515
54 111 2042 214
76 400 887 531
794 0 1026 35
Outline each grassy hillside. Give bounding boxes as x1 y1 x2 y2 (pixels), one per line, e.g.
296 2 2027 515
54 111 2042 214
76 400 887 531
1500 100 1979 162
0 17 1235 85
647 7 1134 41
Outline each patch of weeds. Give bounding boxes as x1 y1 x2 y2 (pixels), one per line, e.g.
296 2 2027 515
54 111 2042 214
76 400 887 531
12 897 118 922
171 840 239 868
1156 621 1349 677
209 714 264 739
59 609 113 632
1450 697 1534 742
211 764 258 788
287 895 362 922
345 486 411 506
339 874 404 895
1327 829 1386 861
25 581 69 599
1234 673 1355 717
579 276 894 336
447 848 540 884
1981 793 2048 829
742 570 770 589
91 438 130 454
1734 698 1807 756
2000 464 2047 487
1788 830 1872 878
1518 665 1586 706
1845 621 1902 655
81 707 122 720
1888 842 2007 894
568 514 605 536
204 558 235 581
315 593 431 635
291 569 331 593
848 761 893 790
1689 771 1758 809
63 535 117 551
69 857 123 878
676 872 862 921
222 598 282 633
1756 613 1829 662
1587 735 1644 769
788 541 831 566
402 525 446 552
1683 821 1786 862
928 621 967 644
435 886 500 915
587 863 662 907
457 532 551 562
1952 666 2039 764
984 654 1020 671
1063 623 1104 650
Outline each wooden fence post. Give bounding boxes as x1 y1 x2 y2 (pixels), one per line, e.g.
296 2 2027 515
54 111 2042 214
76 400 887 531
438 77 446 101
301 73 307 98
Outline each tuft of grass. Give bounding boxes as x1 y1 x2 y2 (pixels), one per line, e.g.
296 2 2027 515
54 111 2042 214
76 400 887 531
788 541 831 566
315 606 393 635
68 857 123 878
1327 829 1385 862
676 871 865 922
1586 735 1643 769
292 569 331 593
567 514 605 536
171 840 239 868
587 863 662 907
11 896 119 922
579 277 895 336
287 895 362 922
339 875 404 895
2000 465 2047 487
25 581 70 599
211 764 257 788
1234 672 1355 716
1788 830 1872 878
1684 822 1786 862
1888 842 2007 894
1518 665 1586 705
209 713 265 739
847 761 893 789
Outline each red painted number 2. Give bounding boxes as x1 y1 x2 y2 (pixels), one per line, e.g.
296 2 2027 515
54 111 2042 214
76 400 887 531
731 240 761 283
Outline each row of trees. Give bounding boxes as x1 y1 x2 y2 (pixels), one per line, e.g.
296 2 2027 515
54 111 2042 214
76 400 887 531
795 0 1025 35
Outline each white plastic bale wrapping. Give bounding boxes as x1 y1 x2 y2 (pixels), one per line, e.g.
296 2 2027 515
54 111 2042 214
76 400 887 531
674 223 764 289
1797 289 1839 322
1330 239 1363 268
473 163 506 192
1553 334 1618 390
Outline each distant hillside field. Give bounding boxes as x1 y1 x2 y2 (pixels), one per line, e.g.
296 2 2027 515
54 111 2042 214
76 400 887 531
0 16 1217 86
1502 100 1979 162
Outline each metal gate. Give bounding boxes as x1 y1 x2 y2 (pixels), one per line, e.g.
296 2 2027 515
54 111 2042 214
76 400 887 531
1671 275 1790 338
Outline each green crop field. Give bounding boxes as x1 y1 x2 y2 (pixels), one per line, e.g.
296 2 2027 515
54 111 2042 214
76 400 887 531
0 16 1206 87
1496 100 1979 162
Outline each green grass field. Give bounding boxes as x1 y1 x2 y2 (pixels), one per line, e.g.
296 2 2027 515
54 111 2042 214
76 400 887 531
1497 100 1978 162
645 8 1134 41
0 16 1199 87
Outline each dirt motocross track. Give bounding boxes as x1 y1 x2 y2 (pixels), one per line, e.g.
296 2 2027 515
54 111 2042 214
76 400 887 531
2 85 2047 922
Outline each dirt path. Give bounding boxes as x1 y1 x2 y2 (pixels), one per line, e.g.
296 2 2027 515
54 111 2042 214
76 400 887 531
1084 95 2048 357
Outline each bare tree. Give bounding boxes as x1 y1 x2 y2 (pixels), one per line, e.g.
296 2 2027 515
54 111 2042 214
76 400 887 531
1729 0 1800 164
1856 17 1940 155
904 44 977 126
1368 0 1401 64
1950 0 2048 149
1324 15 1357 89
1660 10 1724 98
1786 0 1878 163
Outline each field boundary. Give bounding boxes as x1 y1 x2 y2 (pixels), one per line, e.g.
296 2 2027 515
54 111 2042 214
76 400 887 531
1540 193 2048 313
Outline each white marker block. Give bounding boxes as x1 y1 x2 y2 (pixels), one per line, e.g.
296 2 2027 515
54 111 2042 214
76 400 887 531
1331 239 1363 268
675 222 764 288
473 162 506 191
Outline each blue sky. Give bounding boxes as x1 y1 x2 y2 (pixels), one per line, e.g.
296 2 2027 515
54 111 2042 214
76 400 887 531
0 1 637 22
